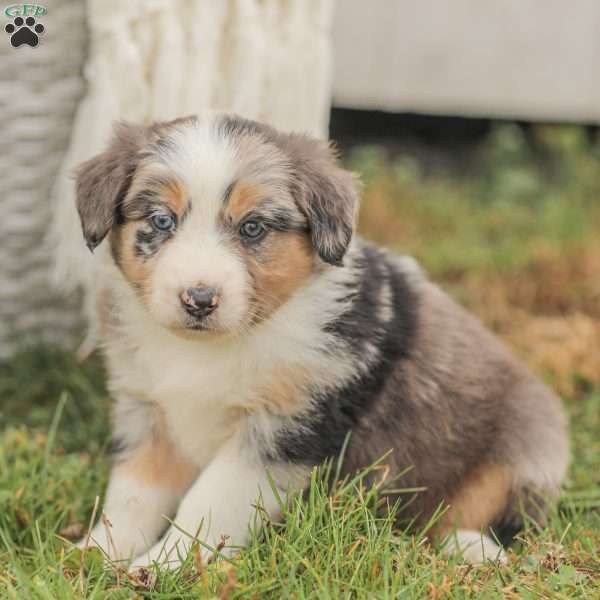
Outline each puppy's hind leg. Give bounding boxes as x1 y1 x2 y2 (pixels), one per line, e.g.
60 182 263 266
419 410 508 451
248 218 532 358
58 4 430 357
434 463 513 564
442 529 508 564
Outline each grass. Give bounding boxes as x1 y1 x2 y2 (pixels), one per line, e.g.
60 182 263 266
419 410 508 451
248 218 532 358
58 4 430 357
1 123 599 598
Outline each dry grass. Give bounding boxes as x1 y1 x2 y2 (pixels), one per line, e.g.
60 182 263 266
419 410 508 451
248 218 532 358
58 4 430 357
456 244 600 396
354 127 600 397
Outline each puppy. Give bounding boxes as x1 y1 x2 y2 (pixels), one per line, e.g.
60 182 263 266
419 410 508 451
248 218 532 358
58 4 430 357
74 113 568 568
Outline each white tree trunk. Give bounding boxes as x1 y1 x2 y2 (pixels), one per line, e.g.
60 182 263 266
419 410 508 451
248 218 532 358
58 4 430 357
0 0 335 356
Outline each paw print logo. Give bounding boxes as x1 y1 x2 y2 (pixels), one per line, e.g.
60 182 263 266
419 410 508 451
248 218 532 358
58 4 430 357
5 16 45 48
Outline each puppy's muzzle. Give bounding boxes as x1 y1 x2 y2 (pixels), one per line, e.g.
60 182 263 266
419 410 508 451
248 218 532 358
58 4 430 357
180 286 220 318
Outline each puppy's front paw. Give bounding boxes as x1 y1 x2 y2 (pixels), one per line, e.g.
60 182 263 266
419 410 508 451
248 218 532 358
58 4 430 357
75 525 111 558
131 531 231 570
130 535 189 570
75 519 143 564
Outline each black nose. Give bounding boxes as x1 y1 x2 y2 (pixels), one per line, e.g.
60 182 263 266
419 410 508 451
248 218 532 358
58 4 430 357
180 286 220 317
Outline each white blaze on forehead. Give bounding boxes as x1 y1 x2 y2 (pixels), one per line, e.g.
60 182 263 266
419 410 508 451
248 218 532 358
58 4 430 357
158 118 239 226
144 119 251 332
148 224 250 332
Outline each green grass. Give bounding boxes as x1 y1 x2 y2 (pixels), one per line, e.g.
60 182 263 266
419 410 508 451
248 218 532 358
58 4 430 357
1 124 599 598
0 351 598 598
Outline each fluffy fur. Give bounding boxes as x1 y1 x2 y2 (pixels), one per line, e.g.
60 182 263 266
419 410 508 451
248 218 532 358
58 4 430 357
74 113 569 568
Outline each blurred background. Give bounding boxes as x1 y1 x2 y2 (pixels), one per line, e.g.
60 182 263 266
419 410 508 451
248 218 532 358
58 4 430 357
1 1 598 593
329 0 600 401
3 0 598 391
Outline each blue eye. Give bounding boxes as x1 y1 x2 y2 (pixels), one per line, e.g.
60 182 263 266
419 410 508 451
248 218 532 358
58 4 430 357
151 213 175 232
240 220 266 241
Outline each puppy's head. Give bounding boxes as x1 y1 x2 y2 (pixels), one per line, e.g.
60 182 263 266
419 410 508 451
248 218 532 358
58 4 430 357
75 114 359 336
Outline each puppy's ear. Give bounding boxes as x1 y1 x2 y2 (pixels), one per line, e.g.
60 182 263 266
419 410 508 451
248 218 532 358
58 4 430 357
286 135 359 266
75 122 148 252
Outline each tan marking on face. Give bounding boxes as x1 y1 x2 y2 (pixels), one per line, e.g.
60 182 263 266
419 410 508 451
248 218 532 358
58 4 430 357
160 179 188 216
224 179 315 317
123 162 188 218
111 221 156 293
117 431 198 493
248 231 315 319
436 464 513 537
225 180 265 221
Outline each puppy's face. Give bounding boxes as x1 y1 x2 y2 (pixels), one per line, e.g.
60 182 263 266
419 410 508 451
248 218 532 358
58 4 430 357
75 115 358 336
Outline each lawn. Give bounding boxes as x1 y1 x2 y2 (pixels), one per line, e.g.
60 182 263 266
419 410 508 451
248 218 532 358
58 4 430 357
1 124 599 598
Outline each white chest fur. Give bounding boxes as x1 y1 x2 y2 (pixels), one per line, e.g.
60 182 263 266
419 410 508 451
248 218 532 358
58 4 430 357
107 317 275 466
102 265 358 468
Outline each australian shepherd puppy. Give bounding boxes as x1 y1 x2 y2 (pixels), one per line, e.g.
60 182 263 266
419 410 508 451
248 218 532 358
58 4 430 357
74 113 568 568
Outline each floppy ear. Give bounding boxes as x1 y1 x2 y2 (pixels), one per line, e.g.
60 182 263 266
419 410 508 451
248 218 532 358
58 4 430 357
285 134 359 266
75 122 147 252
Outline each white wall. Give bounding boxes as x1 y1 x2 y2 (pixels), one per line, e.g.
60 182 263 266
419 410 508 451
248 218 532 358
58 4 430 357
332 0 600 123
